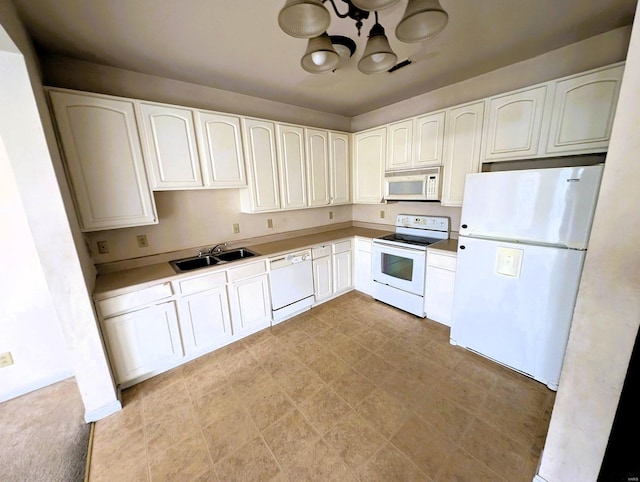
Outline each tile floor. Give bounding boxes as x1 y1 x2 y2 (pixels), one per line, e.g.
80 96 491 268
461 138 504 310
89 291 555 481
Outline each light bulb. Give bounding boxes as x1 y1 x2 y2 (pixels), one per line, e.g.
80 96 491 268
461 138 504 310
371 53 386 63
311 51 327 66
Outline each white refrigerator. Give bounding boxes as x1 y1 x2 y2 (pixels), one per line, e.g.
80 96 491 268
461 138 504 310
450 165 604 390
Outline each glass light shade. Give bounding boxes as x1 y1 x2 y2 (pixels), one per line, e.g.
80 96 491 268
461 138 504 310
395 0 449 43
350 0 401 11
358 24 397 74
301 33 340 73
278 0 331 39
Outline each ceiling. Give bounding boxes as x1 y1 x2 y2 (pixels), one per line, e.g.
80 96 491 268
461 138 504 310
13 0 638 117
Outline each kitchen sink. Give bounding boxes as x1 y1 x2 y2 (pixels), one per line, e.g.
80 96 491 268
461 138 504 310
169 248 259 273
215 248 257 262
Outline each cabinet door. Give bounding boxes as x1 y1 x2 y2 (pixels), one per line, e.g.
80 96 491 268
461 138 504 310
276 124 308 210
197 112 247 188
441 101 485 207
102 301 183 384
483 85 548 160
425 266 456 326
48 91 157 231
229 274 272 338
179 286 233 355
241 119 281 212
333 250 353 294
414 111 446 167
329 132 350 205
138 103 203 189
306 128 331 207
353 128 385 204
386 120 413 171
313 256 333 302
354 239 373 296
546 65 623 154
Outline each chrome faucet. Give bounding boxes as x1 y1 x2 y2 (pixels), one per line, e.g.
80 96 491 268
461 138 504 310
208 243 227 255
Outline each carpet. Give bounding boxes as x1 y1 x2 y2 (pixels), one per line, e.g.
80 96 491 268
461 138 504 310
0 377 92 482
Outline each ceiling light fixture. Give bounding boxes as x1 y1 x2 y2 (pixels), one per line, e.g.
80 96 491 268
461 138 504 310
278 0 449 74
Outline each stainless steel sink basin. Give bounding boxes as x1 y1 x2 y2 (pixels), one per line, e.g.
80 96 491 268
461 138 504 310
169 248 259 273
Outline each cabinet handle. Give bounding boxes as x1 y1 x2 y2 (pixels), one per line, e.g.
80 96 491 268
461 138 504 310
459 245 466 250
461 224 468 229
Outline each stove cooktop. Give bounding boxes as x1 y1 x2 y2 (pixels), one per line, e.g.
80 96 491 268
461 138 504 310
376 233 442 248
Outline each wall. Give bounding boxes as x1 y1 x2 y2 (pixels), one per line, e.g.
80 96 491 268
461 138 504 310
536 6 640 481
41 54 351 132
353 202 461 236
352 26 632 131
89 190 353 264
0 1 119 420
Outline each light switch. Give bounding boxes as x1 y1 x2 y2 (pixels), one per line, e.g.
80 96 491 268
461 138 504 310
495 247 523 278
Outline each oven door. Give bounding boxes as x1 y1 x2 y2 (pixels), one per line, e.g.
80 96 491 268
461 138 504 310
372 241 426 296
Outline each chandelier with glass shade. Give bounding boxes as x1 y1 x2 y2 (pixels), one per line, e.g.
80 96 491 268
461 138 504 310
278 0 449 74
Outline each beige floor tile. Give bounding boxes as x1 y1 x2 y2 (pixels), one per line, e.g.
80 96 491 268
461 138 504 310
297 385 351 435
358 442 429 482
329 337 372 366
145 403 200 458
273 363 326 404
436 447 507 482
90 426 147 480
354 388 411 438
458 418 529 480
262 408 320 465
244 385 294 431
308 351 350 383
477 392 541 448
401 355 450 387
438 373 490 414
324 410 387 471
282 439 357 482
412 390 475 443
291 338 330 366
214 436 282 482
201 405 259 463
330 368 376 408
183 361 229 401
391 414 455 478
353 352 397 385
192 382 240 425
373 338 415 369
379 370 429 409
141 378 192 424
148 431 212 482
490 369 551 416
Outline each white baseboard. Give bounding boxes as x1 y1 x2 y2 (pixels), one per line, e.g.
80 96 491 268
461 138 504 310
0 370 74 404
533 475 548 482
84 399 122 422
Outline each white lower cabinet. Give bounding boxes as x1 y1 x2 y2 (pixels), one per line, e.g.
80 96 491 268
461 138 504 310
102 301 183 385
354 238 373 295
312 241 353 304
228 261 272 338
176 271 233 356
425 250 457 326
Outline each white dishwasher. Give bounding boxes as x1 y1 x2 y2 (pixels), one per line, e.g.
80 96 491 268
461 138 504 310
269 249 314 324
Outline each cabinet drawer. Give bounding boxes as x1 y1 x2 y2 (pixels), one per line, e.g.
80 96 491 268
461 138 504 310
427 252 457 271
355 238 372 253
333 240 352 254
178 271 227 295
97 282 173 318
228 260 267 282
312 245 332 259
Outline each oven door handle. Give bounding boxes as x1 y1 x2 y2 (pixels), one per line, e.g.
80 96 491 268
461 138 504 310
373 241 426 253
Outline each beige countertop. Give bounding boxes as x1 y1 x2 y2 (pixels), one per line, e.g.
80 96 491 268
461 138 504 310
93 226 392 300
427 238 459 253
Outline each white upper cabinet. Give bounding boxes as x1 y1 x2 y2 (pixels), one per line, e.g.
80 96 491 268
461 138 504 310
546 64 623 154
441 101 485 207
386 119 413 171
483 85 549 160
306 128 331 207
196 112 247 188
329 132 350 205
48 90 157 232
353 127 386 204
138 102 203 189
240 118 281 212
414 111 446 167
277 124 308 210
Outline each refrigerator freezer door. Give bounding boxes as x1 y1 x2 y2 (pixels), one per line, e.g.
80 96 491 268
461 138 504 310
459 165 603 249
450 236 585 389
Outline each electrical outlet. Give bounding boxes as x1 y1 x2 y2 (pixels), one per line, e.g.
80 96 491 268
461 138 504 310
380 210 385 219
329 211 333 220
136 235 149 248
233 223 240 234
0 352 14 368
267 219 273 229
97 240 109 254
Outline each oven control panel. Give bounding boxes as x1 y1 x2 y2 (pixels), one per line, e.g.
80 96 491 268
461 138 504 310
396 214 449 232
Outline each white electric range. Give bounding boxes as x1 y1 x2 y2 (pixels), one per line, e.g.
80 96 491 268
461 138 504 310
372 214 450 316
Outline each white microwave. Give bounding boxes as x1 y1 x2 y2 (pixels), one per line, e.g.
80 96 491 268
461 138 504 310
384 167 441 201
